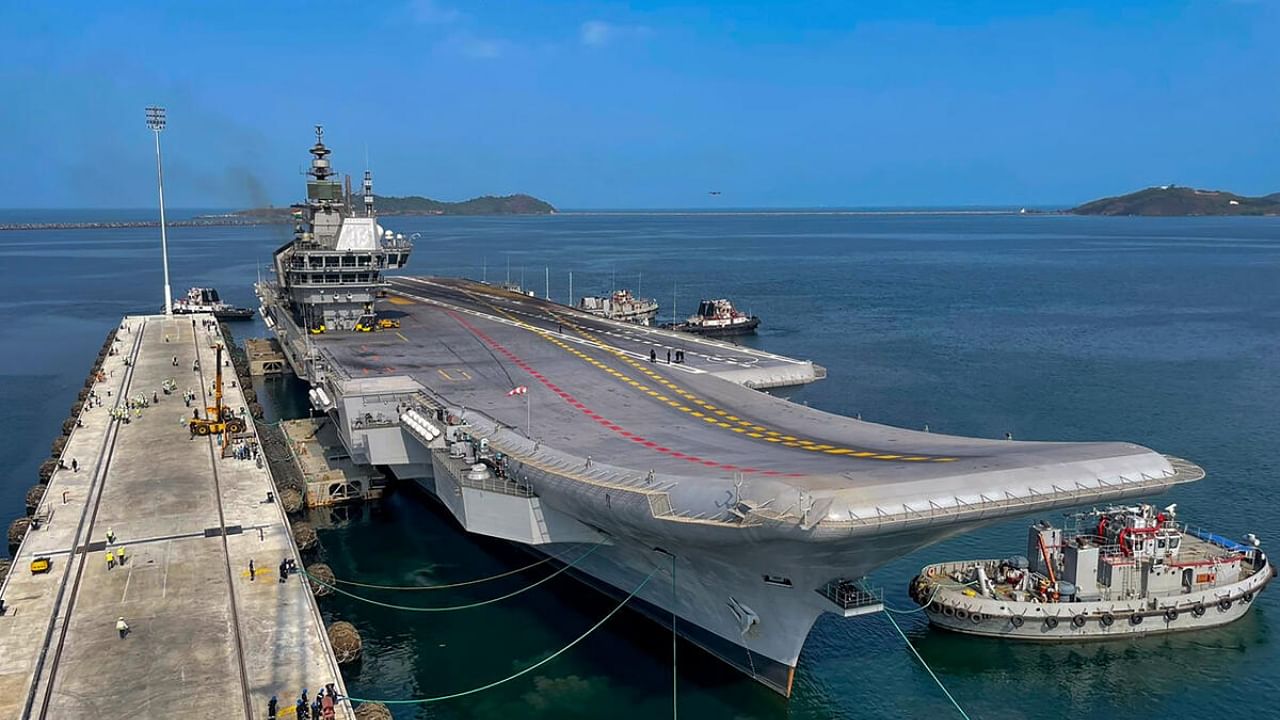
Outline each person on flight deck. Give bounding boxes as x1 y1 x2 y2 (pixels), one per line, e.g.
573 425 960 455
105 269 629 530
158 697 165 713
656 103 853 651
117 546 127 565
267 696 278 719
650 349 656 362
105 550 115 570
116 617 129 638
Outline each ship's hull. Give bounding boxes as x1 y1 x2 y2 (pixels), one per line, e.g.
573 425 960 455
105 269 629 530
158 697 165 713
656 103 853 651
670 316 760 337
257 274 1205 697
405 469 934 696
171 306 255 320
912 553 1274 641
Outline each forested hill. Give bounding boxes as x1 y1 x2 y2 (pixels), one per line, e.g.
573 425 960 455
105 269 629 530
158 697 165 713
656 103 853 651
1070 186 1280 216
236 193 556 218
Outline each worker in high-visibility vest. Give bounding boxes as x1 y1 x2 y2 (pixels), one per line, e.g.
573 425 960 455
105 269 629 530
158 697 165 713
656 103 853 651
105 550 115 570
117 546 127 565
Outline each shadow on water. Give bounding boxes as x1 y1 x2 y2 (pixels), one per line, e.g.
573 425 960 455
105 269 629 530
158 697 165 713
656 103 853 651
308 484 783 719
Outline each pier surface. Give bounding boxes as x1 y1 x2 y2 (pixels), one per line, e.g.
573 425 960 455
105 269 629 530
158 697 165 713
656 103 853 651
0 314 347 719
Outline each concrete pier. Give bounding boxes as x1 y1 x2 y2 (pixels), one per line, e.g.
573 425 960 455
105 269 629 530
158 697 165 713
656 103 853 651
0 314 349 719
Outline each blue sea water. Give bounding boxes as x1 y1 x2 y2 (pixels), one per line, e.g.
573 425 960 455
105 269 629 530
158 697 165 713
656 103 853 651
1 212 1277 719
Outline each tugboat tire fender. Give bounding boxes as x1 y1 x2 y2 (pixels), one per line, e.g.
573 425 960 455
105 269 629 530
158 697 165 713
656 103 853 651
1164 608 1178 622
1218 598 1233 612
1071 614 1087 628
928 602 944 614
1009 615 1025 628
955 609 969 621
943 605 957 617
1100 613 1115 626
1129 613 1144 626
969 612 983 624
1044 616 1060 629
1243 592 1254 603
1192 603 1207 617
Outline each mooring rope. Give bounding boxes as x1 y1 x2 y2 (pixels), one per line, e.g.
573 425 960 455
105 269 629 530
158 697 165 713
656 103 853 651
882 610 973 720
883 585 942 615
345 566 659 705
303 543 603 612
670 553 679 720
326 543 584 591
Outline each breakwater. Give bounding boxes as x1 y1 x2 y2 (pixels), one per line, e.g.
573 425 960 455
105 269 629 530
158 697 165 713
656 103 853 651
0 216 288 232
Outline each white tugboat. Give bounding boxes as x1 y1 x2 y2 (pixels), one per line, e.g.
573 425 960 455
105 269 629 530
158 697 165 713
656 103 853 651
170 287 254 319
577 289 660 325
910 503 1273 638
669 298 759 337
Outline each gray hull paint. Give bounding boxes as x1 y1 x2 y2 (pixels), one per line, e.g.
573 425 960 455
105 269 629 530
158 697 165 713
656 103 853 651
260 274 1205 696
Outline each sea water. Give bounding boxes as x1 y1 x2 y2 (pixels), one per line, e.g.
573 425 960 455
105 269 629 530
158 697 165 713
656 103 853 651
1 212 1277 718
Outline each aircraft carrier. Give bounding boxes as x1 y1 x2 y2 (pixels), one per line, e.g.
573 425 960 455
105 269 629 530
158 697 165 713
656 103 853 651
258 128 1206 696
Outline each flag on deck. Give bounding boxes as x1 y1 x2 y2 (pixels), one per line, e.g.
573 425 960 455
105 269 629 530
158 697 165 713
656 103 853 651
506 386 529 396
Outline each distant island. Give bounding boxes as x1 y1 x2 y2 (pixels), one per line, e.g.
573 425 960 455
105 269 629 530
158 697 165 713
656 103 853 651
1070 186 1280 216
236 193 556 218
372 193 555 215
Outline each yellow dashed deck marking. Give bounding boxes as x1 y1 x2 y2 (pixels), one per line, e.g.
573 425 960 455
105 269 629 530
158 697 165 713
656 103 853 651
454 289 959 464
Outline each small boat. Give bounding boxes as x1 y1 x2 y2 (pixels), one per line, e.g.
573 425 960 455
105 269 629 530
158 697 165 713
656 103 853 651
171 287 254 320
668 298 759 337
909 503 1273 639
577 289 660 325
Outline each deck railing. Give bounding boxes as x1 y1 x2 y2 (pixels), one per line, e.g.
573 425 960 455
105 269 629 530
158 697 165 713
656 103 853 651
818 580 884 610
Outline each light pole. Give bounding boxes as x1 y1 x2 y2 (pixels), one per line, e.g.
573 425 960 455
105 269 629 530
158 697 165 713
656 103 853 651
146 106 173 316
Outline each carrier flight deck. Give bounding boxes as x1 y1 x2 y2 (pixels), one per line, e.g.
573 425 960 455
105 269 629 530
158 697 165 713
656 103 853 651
319 275 1177 500
259 129 1204 694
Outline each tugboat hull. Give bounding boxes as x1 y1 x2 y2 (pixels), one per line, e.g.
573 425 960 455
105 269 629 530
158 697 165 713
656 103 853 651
670 316 760 337
911 549 1274 640
173 306 255 320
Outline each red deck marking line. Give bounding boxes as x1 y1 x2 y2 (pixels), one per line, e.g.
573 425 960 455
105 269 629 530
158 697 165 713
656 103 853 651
445 310 800 477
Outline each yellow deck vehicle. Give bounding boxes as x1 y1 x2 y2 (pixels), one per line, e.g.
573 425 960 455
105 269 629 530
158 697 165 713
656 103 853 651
189 344 246 437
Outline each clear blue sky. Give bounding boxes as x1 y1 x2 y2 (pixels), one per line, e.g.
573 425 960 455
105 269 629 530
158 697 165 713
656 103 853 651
2 1 1277 209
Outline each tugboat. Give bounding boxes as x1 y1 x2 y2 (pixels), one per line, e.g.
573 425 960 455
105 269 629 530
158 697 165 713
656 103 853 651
909 503 1273 639
669 298 759 337
171 287 254 320
577 289 660 325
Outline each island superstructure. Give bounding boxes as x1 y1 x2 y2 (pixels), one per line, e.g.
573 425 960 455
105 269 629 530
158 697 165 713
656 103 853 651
258 129 1206 696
